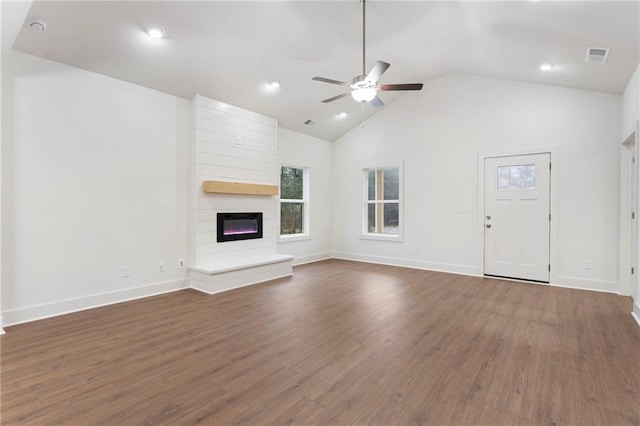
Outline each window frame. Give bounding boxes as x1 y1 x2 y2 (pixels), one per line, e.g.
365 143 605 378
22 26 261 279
279 163 310 242
361 161 404 242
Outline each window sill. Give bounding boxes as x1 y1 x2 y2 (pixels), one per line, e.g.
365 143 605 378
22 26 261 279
360 233 403 242
279 234 311 243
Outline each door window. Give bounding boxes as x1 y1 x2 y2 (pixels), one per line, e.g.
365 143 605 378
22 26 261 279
497 164 536 191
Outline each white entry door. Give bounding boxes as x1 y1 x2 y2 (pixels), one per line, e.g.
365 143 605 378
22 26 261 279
484 153 551 282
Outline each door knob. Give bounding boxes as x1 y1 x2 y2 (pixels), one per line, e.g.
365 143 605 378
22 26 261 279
486 215 491 220
486 224 492 228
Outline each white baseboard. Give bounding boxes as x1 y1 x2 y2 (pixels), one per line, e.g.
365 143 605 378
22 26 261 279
291 252 332 266
2 278 189 327
548 281 618 295
331 252 621 294
0 315 5 335
553 274 618 294
633 300 640 327
331 251 481 277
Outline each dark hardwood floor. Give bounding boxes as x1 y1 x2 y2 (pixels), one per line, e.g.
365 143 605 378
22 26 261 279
2 259 640 425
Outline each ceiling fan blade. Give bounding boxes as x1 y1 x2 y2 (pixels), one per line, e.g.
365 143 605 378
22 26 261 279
378 83 424 91
365 61 390 83
312 76 351 86
321 92 351 103
370 95 384 108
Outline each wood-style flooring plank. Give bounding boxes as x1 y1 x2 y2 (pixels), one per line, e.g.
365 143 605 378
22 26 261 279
2 259 640 425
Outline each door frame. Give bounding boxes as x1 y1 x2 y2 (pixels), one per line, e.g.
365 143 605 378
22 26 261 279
478 147 559 283
620 121 639 297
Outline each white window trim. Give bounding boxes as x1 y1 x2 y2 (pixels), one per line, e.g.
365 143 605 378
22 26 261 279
360 161 404 242
279 163 310 241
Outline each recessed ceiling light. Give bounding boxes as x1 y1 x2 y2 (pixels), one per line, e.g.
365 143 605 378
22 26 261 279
145 25 165 39
28 19 47 32
269 80 281 89
337 112 347 118
539 63 555 71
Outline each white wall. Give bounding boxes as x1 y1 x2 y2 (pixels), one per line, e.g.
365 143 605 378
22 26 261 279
1 51 189 325
0 50 630 325
622 63 640 322
333 73 621 293
0 0 34 334
622 64 639 140
277 127 333 265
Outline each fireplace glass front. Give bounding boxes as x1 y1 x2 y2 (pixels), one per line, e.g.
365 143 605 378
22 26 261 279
217 212 263 242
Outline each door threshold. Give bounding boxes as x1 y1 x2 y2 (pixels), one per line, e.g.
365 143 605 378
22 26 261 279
484 274 550 284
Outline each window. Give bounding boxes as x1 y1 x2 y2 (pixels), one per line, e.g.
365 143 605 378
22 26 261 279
363 163 403 240
280 165 309 238
497 164 536 191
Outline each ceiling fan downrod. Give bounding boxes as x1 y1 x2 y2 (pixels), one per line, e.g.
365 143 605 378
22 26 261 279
362 0 367 76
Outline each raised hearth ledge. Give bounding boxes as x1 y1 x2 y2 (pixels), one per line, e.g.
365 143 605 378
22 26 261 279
189 253 294 275
188 254 295 295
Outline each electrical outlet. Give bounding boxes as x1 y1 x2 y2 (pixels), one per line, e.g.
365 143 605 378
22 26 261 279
178 259 184 269
158 261 165 272
583 260 593 270
121 266 130 278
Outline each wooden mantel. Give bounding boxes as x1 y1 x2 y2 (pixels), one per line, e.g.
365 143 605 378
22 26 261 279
203 180 278 196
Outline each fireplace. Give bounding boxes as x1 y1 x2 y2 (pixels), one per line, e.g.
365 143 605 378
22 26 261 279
217 212 263 242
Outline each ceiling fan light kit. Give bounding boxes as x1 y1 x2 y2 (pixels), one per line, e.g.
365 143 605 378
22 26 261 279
351 87 377 102
312 0 423 108
145 24 165 39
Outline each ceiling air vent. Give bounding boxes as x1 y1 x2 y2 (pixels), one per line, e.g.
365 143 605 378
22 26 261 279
304 119 316 126
585 47 610 63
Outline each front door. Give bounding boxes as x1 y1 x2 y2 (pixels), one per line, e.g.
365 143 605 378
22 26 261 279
484 153 551 282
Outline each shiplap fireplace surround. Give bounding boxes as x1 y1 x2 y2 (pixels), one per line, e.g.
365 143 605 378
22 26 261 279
188 95 293 294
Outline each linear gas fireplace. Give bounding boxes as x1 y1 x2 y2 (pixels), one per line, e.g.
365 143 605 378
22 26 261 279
217 212 263 242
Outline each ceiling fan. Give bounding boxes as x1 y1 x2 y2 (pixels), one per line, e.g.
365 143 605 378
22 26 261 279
312 0 423 108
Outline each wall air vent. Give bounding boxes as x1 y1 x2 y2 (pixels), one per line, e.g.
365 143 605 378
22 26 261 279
304 119 316 126
584 47 610 63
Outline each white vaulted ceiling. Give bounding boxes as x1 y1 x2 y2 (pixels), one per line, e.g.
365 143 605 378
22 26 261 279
7 0 640 141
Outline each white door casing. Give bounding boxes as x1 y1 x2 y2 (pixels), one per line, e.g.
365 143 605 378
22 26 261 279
631 146 638 300
621 124 638 298
484 153 551 282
